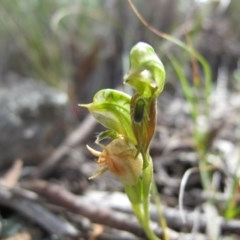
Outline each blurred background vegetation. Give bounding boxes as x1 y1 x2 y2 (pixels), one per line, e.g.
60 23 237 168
1 0 240 118
1 1 240 239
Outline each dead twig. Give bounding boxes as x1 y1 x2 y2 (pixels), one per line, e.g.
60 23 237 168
24 180 172 239
25 180 240 237
0 184 78 237
34 114 97 178
0 159 23 188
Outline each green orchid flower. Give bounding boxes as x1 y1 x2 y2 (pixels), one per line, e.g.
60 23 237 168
80 42 166 240
80 88 136 144
125 42 165 164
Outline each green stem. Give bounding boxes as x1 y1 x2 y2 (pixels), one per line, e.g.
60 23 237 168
195 132 212 193
142 222 160 240
198 153 212 191
141 153 160 240
132 203 144 225
131 202 159 240
152 179 169 240
125 174 159 240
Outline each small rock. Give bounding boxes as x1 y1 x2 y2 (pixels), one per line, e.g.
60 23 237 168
0 74 69 167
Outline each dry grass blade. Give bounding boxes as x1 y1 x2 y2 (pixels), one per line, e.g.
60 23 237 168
0 159 22 188
2 231 32 240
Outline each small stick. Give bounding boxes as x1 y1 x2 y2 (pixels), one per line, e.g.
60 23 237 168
26 180 240 236
34 114 97 178
0 185 78 237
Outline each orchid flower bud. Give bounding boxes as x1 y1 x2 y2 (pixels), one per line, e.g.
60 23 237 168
124 42 165 98
87 138 143 186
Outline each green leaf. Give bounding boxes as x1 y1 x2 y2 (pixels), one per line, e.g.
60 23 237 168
80 89 136 143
